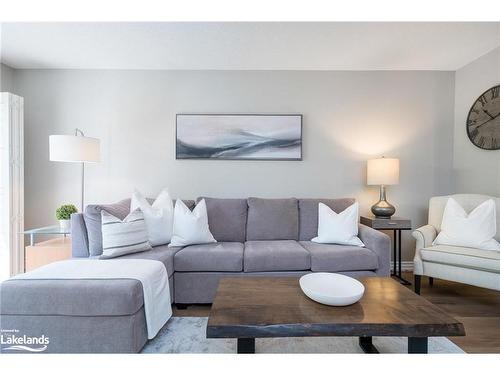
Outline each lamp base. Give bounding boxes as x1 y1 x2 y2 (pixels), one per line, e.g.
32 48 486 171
371 200 396 219
371 185 396 219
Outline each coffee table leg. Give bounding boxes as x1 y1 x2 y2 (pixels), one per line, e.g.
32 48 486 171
237 338 255 354
408 337 428 353
359 337 379 354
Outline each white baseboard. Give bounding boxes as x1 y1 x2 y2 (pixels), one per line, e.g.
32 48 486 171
390 261 413 271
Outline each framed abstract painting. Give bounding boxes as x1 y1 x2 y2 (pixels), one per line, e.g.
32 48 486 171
176 114 302 160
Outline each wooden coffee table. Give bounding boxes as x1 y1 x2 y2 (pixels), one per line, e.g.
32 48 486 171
206 277 465 354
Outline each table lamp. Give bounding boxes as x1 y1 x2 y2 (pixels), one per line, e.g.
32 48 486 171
367 157 399 218
49 129 100 211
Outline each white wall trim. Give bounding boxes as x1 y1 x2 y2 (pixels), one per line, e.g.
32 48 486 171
390 261 414 271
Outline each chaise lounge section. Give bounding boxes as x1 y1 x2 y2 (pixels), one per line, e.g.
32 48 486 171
1 197 390 353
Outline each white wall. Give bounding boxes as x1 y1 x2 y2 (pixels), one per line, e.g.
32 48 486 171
14 69 455 260
0 63 16 93
454 47 500 196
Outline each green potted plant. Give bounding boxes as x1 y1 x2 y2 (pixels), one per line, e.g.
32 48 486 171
55 204 78 230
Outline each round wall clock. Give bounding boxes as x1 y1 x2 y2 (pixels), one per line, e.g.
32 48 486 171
466 84 500 150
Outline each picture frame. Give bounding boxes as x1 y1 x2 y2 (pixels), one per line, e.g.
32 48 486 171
176 114 302 160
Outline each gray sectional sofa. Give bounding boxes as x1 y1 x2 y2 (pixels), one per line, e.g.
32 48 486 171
0 197 390 353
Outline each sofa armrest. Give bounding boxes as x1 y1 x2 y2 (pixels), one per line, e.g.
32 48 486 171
411 224 437 275
71 213 89 258
358 224 391 276
412 225 437 250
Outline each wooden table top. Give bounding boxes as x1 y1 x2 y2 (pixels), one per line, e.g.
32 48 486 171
206 277 465 339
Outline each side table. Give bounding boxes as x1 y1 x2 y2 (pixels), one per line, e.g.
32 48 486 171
360 216 412 285
22 226 71 272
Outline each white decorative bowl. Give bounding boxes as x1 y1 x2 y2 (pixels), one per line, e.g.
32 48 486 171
299 272 365 306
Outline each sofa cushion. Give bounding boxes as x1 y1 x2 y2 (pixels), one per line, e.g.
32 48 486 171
174 242 243 272
115 244 182 277
299 241 378 272
84 198 194 257
0 279 144 316
299 198 356 241
244 240 310 272
246 198 299 240
420 245 500 273
197 197 248 242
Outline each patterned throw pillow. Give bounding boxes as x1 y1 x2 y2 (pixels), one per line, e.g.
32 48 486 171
100 209 152 259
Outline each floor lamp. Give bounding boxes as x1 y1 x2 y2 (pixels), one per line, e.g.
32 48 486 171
49 129 100 212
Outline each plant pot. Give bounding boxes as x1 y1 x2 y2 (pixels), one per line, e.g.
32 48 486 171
59 219 71 231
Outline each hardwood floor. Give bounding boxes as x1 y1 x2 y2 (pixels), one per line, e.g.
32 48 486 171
173 272 500 353
173 304 211 317
403 272 500 353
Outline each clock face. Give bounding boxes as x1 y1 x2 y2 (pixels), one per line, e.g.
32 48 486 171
467 85 500 150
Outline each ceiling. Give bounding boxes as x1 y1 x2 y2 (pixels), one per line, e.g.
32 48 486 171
1 22 500 70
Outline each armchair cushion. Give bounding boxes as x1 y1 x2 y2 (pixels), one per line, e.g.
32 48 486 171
420 245 500 273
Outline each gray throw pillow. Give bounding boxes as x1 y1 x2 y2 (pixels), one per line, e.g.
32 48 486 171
85 199 131 256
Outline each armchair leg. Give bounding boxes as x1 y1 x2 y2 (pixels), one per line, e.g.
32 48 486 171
414 275 421 295
429 277 434 286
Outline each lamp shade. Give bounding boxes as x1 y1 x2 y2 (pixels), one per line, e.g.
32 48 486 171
49 135 100 163
367 157 399 185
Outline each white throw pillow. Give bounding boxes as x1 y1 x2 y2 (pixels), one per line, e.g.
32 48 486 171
100 209 152 259
312 202 364 247
169 199 216 247
131 188 174 246
433 198 500 251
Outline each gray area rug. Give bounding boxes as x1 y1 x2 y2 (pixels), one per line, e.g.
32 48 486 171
142 317 465 354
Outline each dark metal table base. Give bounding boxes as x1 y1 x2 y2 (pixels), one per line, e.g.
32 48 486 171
392 273 412 286
359 336 428 354
237 338 255 354
391 229 412 286
237 337 428 354
359 337 379 353
407 337 428 353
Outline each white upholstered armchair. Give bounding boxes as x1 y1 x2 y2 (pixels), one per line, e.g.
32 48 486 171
413 194 500 293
